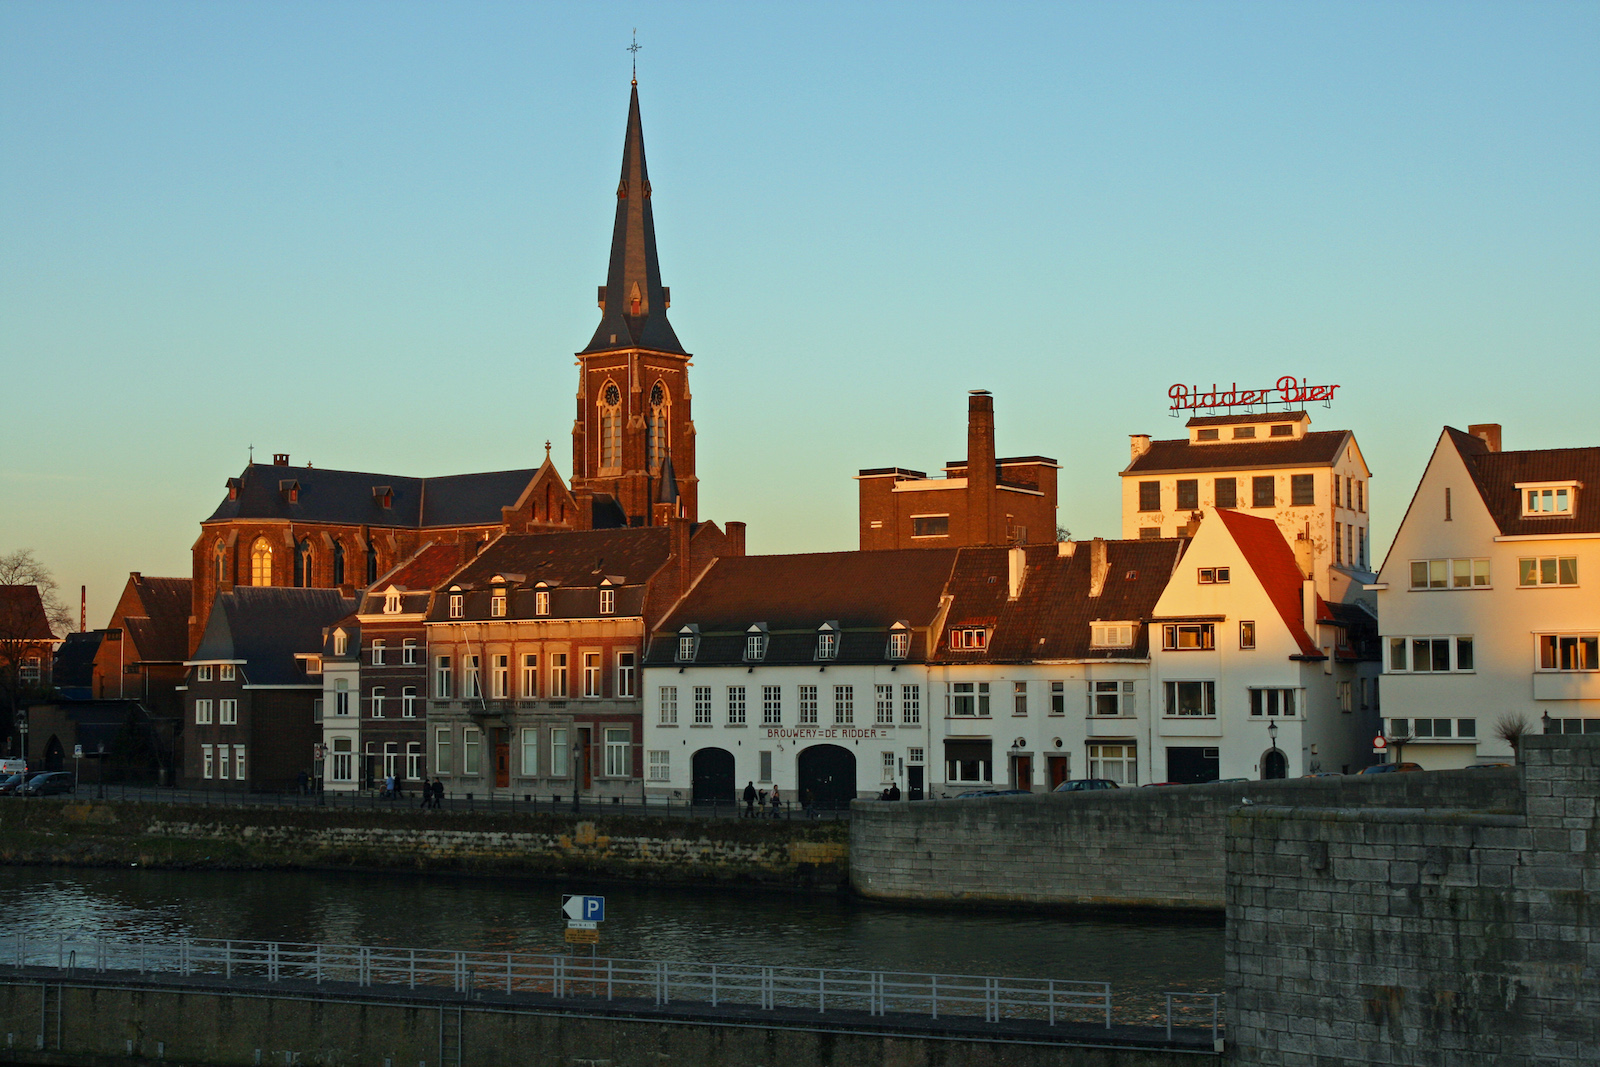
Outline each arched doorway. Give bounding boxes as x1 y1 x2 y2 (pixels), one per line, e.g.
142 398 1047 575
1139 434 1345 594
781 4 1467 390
797 744 857 810
1261 749 1288 780
691 748 735 805
43 736 65 772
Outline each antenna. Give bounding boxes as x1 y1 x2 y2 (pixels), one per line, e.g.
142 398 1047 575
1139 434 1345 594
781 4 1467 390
627 29 641 83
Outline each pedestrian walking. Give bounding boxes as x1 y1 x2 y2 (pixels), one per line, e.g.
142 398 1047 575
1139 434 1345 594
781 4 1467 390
431 778 445 809
768 785 781 818
742 780 757 817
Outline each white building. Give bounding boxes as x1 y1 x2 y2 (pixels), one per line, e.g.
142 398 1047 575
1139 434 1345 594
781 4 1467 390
1371 424 1600 769
1121 411 1374 604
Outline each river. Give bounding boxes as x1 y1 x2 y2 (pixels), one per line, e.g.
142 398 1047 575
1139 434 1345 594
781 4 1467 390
0 866 1222 1018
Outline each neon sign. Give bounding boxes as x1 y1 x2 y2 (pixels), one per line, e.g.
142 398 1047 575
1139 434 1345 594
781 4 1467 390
1169 376 1340 415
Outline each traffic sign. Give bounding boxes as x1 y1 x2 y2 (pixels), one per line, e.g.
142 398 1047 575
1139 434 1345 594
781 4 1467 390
1373 735 1387 750
561 895 605 923
566 920 597 930
565 928 599 945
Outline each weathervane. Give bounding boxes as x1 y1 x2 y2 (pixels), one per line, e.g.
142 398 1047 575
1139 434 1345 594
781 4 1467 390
627 29 641 82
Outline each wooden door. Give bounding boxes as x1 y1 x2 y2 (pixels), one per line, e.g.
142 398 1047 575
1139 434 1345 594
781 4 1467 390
1014 755 1033 792
1047 756 1069 789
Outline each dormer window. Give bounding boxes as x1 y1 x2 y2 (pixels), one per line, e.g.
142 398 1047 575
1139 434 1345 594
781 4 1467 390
384 590 401 614
815 622 840 661
1270 424 1294 437
279 479 300 503
449 589 464 619
1195 428 1219 441
886 623 911 661
1519 482 1577 517
599 586 616 615
744 624 768 662
373 486 393 509
1232 426 1256 440
491 590 507 617
676 625 700 663
1091 622 1136 649
333 631 348 657
535 587 550 616
949 628 987 651
226 478 241 500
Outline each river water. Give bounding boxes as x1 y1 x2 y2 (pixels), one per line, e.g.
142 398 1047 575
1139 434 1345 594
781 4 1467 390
0 867 1222 1020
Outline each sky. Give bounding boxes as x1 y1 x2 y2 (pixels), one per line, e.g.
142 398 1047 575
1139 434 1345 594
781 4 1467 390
2 1 1596 630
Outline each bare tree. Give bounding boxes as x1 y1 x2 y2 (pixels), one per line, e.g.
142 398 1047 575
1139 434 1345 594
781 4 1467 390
1495 713 1533 757
0 550 73 636
0 549 72 755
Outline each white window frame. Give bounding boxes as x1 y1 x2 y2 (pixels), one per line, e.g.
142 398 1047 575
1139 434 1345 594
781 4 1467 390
1409 558 1491 590
693 686 713 725
521 727 539 777
1091 623 1135 649
401 685 417 718
583 652 603 698
535 589 551 616
195 699 213 725
604 728 630 777
402 638 419 665
659 685 678 725
202 744 214 779
1519 556 1578 588
219 698 237 725
549 653 569 698
1162 623 1215 651
521 654 539 698
876 684 894 725
616 651 637 698
1087 742 1137 785
371 639 386 666
901 684 921 725
370 687 385 718
1519 482 1576 517
949 682 990 717
648 749 670 782
1387 636 1475 674
435 655 453 699
449 593 464 619
833 685 854 725
491 654 510 699
197 665 212 682
220 664 235 681
727 686 747 725
599 587 616 615
763 685 782 725
1537 633 1600 672
1164 680 1217 718
798 685 818 725
550 727 569 777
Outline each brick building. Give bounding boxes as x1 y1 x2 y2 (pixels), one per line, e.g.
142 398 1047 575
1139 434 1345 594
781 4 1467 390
856 391 1058 551
90 572 191 716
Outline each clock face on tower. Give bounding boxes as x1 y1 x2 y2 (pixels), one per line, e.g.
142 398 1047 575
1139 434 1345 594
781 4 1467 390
604 383 621 406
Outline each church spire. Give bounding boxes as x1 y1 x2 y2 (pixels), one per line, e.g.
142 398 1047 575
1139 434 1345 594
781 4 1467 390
582 81 685 356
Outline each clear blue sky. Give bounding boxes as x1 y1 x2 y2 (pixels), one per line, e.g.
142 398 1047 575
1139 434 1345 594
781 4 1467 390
2 2 1595 629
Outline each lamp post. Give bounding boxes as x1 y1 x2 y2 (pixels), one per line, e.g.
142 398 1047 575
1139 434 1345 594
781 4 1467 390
15 712 27 800
1543 711 1555 735
572 740 583 814
1267 719 1279 779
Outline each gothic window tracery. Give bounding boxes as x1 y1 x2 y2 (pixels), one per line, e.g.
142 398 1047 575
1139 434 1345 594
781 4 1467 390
295 541 314 588
647 381 669 471
214 541 227 584
250 538 273 587
332 542 345 586
599 381 622 471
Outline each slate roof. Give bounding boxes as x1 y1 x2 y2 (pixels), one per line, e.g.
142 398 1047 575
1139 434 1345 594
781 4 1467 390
428 528 676 623
1448 428 1600 536
0 586 55 641
1213 509 1319 656
52 631 105 691
1122 431 1352 475
203 463 537 528
646 549 960 667
928 540 1184 665
192 588 355 685
122 575 192 662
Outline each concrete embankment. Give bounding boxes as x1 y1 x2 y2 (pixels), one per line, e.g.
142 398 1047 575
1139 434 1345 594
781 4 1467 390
0 801 849 893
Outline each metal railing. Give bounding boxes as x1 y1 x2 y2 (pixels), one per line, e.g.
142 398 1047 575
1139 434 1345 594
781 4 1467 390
0 934 1203 1035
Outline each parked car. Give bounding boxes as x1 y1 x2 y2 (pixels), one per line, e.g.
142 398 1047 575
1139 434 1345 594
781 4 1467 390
1468 762 1513 769
1053 779 1120 792
20 772 74 796
955 789 1031 799
0 773 28 796
1301 772 1344 778
1141 781 1181 788
1359 763 1422 775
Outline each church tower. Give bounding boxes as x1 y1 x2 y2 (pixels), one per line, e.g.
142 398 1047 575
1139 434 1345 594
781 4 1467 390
571 79 697 527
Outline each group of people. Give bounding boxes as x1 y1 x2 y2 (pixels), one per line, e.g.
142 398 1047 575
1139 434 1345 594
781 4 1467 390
741 781 783 818
417 777 446 808
877 783 902 801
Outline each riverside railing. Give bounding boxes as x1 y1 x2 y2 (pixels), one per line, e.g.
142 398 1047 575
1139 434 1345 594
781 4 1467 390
0 934 1223 1037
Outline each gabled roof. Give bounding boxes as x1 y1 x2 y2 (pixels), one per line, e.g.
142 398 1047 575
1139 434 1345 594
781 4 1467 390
1122 430 1352 475
192 588 355 685
0 585 55 642
203 463 538 528
376 544 464 592
441 527 674 592
52 630 105 689
929 540 1184 664
1446 427 1600 536
1212 509 1318 656
121 575 192 662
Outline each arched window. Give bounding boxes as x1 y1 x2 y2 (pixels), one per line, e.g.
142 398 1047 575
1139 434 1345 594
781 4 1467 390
366 542 378 585
213 541 227 584
332 542 345 586
599 381 622 471
250 539 273 586
294 541 314 588
646 381 669 471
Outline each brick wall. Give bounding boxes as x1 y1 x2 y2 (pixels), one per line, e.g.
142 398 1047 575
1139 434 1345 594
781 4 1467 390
850 770 1521 910
1225 734 1600 1066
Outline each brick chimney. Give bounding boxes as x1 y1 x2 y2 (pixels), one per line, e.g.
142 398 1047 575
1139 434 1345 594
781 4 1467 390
725 521 747 558
1088 538 1109 598
273 453 290 466
967 391 996 545
1468 423 1502 453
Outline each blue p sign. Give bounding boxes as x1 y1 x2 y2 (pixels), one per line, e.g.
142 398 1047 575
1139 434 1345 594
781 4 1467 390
583 896 605 922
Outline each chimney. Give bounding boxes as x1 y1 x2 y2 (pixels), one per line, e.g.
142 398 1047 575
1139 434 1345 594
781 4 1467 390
1293 524 1314 579
1058 540 1077 558
1088 537 1109 598
1302 576 1318 641
80 585 86 633
967 391 997 544
1468 423 1502 453
670 515 693 596
725 521 747 558
1129 435 1151 463
273 453 290 466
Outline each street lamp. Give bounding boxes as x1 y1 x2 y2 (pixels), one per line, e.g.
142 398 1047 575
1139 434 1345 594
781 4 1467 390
1543 711 1554 735
1268 719 1278 749
15 712 27 800
571 741 583 814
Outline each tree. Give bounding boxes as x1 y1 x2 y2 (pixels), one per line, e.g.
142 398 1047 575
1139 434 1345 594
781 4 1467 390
1495 713 1533 757
0 549 73 755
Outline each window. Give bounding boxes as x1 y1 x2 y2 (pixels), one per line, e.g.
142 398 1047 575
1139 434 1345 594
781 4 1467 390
1049 681 1065 715
435 655 452 699
1196 428 1219 441
1088 743 1137 785
402 639 419 665
727 686 747 725
882 751 896 784
550 728 569 777
220 664 235 681
1249 689 1300 716
332 632 348 657
1338 680 1352 713
646 381 670 470
1252 476 1274 508
194 699 213 725
449 593 464 619
945 742 992 783
604 728 630 777
401 686 417 718
520 654 538 698
1165 681 1216 717
1334 522 1343 565
908 747 924 765
313 698 323 723
677 627 699 662
648 749 670 782
1176 480 1199 510
197 665 213 682
1233 426 1257 440
462 727 481 777
1197 567 1230 584
294 542 314 588
887 628 910 660
1163 623 1215 650
384 591 401 614
950 682 990 717
1092 680 1134 716
1291 474 1314 507
799 685 818 725
485 655 506 699
1214 478 1237 509
583 653 602 698
1138 482 1161 511
1091 623 1135 648
1013 681 1028 717
816 627 839 660
463 655 481 699
549 653 569 698
901 684 921 724
1357 481 1365 512
218 745 232 780
659 686 678 724
833 685 854 725
616 651 636 697
370 640 386 666
1539 635 1599 671
693 686 712 725
250 538 273 586
491 592 507 618
950 628 987 651
1139 527 1162 540
535 590 551 617
1270 424 1294 438
745 629 767 662
877 684 895 725
599 588 615 615
1387 637 1474 673
406 742 423 780
764 686 783 725
434 728 452 775
382 742 397 781
599 382 622 470
1522 485 1575 516
759 750 773 783
1520 557 1578 587
912 515 950 538
214 541 227 583
1409 558 1490 590
373 684 390 717
334 678 350 716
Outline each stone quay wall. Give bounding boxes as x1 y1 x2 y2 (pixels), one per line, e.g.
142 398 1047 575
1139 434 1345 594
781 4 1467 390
1225 735 1600 1067
0 801 849 892
850 771 1520 911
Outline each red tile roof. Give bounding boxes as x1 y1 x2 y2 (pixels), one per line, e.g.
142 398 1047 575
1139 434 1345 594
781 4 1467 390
1212 509 1319 656
378 543 465 591
0 586 56 642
